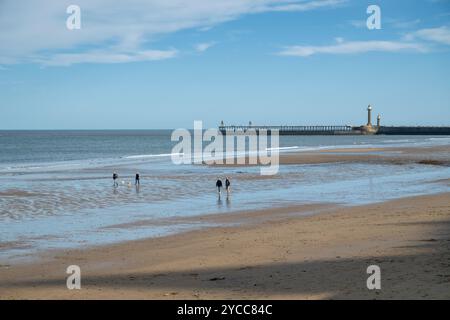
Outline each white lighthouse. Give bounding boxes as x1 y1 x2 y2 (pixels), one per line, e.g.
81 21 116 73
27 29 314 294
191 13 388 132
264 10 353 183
361 105 378 135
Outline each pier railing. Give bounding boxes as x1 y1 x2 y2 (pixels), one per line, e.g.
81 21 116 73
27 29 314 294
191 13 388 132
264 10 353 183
219 125 354 135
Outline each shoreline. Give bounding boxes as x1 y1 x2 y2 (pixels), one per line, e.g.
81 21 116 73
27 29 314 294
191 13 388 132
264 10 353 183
209 145 450 167
1 192 449 299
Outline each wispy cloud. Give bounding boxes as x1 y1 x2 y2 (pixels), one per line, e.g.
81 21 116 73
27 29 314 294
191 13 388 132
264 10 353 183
405 26 450 45
0 0 345 66
37 50 178 67
349 18 421 29
195 42 217 53
278 39 427 57
391 19 421 29
255 0 346 12
279 24 450 58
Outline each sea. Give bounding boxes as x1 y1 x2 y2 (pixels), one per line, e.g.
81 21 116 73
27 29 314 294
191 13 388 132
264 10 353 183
1 130 449 262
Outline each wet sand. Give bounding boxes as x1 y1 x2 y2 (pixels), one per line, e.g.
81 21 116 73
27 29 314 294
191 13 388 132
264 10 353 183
209 145 450 167
1 192 449 300
279 145 450 166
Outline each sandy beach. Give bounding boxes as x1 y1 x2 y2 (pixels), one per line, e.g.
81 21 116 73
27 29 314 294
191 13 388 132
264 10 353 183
2 0 450 305
210 145 450 167
1 191 449 300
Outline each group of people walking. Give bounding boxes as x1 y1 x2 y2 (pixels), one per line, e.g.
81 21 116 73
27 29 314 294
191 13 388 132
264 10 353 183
113 172 140 187
113 172 231 198
216 177 231 197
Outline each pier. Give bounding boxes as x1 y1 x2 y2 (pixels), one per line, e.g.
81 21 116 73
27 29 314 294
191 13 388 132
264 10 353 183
218 125 355 135
219 106 450 136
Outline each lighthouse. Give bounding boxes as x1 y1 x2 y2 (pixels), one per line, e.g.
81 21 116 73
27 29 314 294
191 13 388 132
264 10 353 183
361 105 378 135
367 105 372 126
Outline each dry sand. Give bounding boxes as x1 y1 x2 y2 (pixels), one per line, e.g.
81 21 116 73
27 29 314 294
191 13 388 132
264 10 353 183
1 192 449 300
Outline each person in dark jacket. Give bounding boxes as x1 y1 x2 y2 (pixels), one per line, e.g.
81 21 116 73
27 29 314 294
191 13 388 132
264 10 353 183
135 172 140 186
225 177 231 195
113 172 118 187
216 178 223 195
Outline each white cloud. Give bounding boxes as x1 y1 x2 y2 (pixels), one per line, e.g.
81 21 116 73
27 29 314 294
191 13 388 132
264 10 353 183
391 19 421 29
279 24 450 58
195 42 216 52
38 50 178 66
255 0 346 12
405 26 450 45
0 0 346 66
349 18 421 29
278 40 427 57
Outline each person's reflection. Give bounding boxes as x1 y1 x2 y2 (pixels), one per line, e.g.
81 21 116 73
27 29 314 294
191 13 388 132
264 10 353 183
135 184 140 194
217 194 223 207
369 177 374 193
226 195 231 208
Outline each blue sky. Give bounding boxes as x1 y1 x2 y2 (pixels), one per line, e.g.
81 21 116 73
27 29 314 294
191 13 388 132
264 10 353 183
0 0 449 129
